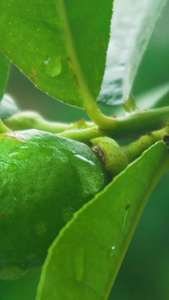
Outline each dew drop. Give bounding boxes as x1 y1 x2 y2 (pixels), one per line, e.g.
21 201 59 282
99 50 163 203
8 151 19 158
74 154 95 166
44 57 62 77
109 245 116 257
8 148 31 160
0 263 27 280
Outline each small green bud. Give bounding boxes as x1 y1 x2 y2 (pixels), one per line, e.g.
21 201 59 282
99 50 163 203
91 137 128 177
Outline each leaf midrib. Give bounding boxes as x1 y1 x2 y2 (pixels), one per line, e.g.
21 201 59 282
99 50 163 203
57 0 95 110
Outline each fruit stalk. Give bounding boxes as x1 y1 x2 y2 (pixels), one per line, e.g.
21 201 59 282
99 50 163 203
91 125 169 176
58 106 169 142
0 118 11 133
4 106 169 142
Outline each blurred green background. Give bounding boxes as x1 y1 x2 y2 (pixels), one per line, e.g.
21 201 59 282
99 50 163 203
1 2 169 300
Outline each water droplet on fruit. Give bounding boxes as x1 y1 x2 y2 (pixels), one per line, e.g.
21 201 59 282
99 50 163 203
0 263 27 280
44 57 62 77
8 148 31 160
74 154 95 166
8 151 19 158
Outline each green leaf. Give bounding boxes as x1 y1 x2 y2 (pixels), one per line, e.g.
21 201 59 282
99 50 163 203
0 0 113 109
0 51 10 101
136 83 169 110
98 0 167 106
36 141 169 300
0 94 20 119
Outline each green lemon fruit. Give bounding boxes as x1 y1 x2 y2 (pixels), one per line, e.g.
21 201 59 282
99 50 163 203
0 129 109 280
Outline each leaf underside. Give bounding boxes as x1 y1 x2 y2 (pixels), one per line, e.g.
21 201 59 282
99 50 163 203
98 0 167 106
36 141 169 300
0 51 10 101
0 0 113 109
137 83 169 110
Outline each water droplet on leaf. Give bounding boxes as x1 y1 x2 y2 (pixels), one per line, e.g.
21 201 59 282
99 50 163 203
109 245 116 257
44 57 62 77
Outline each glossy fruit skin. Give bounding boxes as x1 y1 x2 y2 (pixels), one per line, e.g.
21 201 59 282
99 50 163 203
0 129 109 278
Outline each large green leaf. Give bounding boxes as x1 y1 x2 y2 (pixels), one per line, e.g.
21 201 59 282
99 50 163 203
98 0 167 106
0 51 10 101
36 141 169 300
136 83 169 110
0 94 20 119
0 0 113 109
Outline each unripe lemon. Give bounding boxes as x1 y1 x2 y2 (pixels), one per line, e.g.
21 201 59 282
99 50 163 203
0 129 109 280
